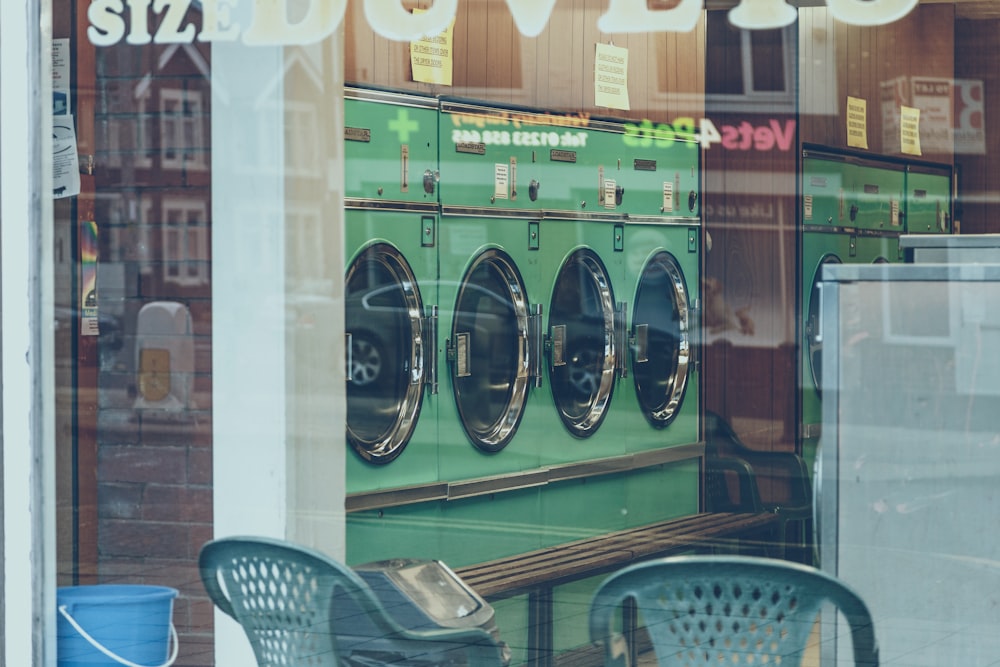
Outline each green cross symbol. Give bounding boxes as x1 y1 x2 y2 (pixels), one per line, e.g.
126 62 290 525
388 109 420 144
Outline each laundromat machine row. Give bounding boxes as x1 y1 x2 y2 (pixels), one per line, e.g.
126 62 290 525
342 86 703 662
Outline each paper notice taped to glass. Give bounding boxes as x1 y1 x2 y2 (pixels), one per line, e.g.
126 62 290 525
53 115 81 199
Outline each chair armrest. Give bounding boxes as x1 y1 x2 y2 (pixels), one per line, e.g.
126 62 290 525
705 456 765 513
735 449 812 512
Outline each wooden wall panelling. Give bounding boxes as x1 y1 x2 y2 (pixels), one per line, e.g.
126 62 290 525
954 19 1000 234
913 5 955 161
526 6 549 108
543 0 576 110
684 19 707 120
799 8 839 145
451 0 470 91
515 9 539 105
343 0 373 85
567 0 587 111
465 0 490 94
582 0 604 114
484 0 513 102
832 19 850 147
387 2 419 91
627 33 649 118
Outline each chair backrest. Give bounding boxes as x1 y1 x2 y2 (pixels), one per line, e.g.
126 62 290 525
589 555 879 667
199 536 505 667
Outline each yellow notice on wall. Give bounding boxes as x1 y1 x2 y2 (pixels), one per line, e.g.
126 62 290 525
900 105 922 156
846 96 868 149
409 9 454 86
595 43 630 111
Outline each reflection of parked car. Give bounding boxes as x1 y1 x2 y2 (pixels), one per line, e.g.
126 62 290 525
346 281 514 389
53 306 124 371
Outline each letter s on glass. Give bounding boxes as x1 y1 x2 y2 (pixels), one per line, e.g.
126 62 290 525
87 0 127 46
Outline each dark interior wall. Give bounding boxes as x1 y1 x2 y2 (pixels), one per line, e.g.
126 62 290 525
702 12 798 451
954 18 1000 234
703 4 957 451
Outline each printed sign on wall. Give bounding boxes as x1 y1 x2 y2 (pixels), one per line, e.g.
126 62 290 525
595 43 630 111
410 8 454 86
847 96 868 149
900 105 921 156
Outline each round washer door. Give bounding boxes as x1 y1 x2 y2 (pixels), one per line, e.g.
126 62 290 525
451 249 531 452
548 248 617 438
631 251 691 427
345 243 426 464
806 253 842 398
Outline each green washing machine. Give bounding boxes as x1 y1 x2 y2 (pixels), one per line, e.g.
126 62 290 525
903 161 953 236
800 148 904 468
435 99 548 484
534 117 631 470
616 130 701 456
343 88 442 496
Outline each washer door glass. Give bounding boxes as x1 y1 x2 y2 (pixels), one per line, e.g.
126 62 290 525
452 249 531 452
807 254 842 397
632 251 690 427
549 248 616 438
346 243 425 464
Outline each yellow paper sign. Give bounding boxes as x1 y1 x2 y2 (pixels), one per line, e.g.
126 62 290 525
900 105 922 156
409 9 454 86
846 96 868 149
595 43 630 111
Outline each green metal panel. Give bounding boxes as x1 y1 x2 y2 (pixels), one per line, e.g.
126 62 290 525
622 460 699 527
536 219 629 467
346 487 543 568
802 154 849 227
542 475 630 540
905 166 953 234
846 162 905 233
344 89 439 204
491 597 530 667
438 100 582 212
346 502 445 566
610 135 701 218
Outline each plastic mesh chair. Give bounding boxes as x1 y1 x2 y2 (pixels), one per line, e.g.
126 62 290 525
199 536 506 667
589 555 879 667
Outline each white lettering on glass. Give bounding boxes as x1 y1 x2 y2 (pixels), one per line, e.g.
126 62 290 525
153 0 197 44
505 0 557 37
598 0 703 33
125 0 153 45
243 0 346 45
364 0 458 41
826 0 917 25
198 0 240 43
84 0 918 47
87 0 127 46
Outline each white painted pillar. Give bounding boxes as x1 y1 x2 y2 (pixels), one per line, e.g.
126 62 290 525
2 0 57 664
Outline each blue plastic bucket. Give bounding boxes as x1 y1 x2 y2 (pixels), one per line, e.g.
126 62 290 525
57 585 178 667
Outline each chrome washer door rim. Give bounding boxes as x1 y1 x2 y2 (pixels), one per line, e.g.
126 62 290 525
451 249 531 452
632 251 690 427
345 243 425 464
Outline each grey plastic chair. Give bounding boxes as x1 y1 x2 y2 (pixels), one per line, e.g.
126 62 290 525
589 555 879 667
199 536 506 666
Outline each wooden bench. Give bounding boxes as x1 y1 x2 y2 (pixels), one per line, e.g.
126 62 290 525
455 511 782 667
